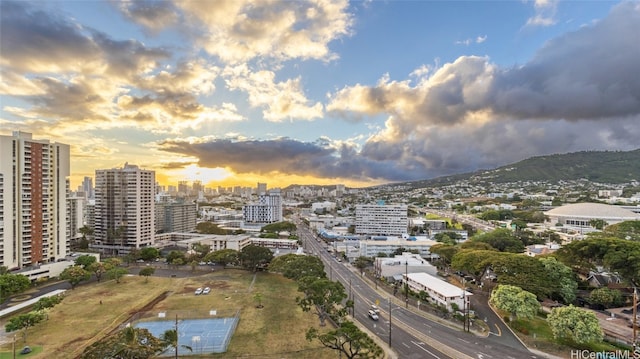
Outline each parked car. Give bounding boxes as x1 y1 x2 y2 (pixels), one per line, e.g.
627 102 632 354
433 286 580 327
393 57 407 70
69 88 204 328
203 287 211 295
194 287 203 295
368 310 379 321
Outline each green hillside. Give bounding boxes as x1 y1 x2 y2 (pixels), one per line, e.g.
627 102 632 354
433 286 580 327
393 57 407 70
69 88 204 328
403 149 640 187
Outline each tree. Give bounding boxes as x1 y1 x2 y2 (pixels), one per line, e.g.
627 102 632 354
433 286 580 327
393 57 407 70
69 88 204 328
34 294 64 312
190 242 211 259
539 256 578 304
165 251 186 265
60 266 91 289
588 287 624 309
138 247 160 262
297 277 348 326
80 326 168 359
269 254 326 281
353 256 373 275
239 245 274 272
75 255 97 268
0 273 31 301
489 285 540 321
430 244 460 266
107 267 129 283
589 219 608 230
471 228 525 253
547 305 603 344
254 292 264 308
204 249 239 269
306 321 383 359
87 262 108 282
138 267 155 283
160 329 192 359
5 311 46 343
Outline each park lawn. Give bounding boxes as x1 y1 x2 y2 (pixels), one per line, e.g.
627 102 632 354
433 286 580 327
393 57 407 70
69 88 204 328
1 268 337 358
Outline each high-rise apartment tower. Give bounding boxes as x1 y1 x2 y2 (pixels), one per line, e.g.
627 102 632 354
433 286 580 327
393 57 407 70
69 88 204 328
0 131 70 269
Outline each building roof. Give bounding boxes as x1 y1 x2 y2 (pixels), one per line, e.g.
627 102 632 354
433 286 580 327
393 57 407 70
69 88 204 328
406 272 471 298
544 203 639 220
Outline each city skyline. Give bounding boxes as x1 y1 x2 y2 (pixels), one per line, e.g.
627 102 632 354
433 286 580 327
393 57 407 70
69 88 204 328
1 1 639 189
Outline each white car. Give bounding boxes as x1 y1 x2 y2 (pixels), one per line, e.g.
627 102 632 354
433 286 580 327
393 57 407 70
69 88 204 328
368 310 379 321
203 287 211 295
194 287 203 295
370 305 380 314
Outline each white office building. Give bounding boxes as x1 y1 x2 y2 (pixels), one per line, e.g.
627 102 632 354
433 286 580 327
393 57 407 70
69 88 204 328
93 163 155 254
243 189 282 224
355 203 408 236
0 131 70 269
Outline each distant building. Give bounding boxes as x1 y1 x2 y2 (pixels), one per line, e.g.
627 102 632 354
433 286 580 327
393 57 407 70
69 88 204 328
243 189 282 224
93 163 155 254
359 239 438 258
257 182 267 195
355 204 408 236
544 203 640 233
374 253 437 281
0 131 70 269
155 202 197 233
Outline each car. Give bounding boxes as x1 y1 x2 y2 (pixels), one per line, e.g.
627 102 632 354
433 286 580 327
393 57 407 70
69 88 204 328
368 310 379 321
370 305 380 314
20 346 31 354
203 287 211 295
194 287 203 295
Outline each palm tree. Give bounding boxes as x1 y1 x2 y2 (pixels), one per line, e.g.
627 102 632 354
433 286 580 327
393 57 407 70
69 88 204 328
161 328 192 359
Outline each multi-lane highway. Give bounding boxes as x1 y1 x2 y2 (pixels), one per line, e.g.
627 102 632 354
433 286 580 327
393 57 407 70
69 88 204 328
296 218 552 359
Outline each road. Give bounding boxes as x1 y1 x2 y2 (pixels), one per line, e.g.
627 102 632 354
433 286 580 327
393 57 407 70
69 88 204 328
297 218 552 359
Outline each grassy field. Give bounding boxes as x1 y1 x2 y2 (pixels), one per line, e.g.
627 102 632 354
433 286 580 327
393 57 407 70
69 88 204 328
0 269 336 358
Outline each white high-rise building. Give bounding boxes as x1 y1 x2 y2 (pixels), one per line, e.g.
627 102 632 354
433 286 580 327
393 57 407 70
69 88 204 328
243 189 282 224
355 203 408 237
257 182 267 195
0 131 70 269
93 163 155 254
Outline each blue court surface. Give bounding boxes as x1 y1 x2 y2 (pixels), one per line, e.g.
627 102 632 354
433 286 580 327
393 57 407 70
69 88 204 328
135 317 239 356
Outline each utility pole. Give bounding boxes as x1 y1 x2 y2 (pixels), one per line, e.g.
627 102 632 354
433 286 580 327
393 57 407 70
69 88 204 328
388 297 392 348
405 261 409 308
175 314 179 359
633 287 637 357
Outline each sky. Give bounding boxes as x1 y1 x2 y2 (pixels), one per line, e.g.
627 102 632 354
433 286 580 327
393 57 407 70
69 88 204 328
1 0 639 190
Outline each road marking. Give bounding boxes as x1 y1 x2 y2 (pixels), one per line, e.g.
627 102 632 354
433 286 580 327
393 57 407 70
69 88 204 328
411 340 441 359
458 338 470 344
402 342 410 348
477 351 492 358
494 323 502 336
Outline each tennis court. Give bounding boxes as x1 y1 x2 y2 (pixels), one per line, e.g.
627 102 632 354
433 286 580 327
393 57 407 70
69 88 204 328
135 315 239 356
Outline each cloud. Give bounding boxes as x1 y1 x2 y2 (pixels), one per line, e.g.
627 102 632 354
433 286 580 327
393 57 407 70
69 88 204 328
526 0 558 27
116 1 180 35
326 2 640 180
156 136 417 182
455 35 487 46
223 64 323 122
176 0 353 64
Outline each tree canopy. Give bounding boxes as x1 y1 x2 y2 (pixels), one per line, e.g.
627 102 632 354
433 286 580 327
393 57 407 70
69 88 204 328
204 249 239 268
269 254 326 281
547 305 603 344
489 285 540 321
60 266 91 289
239 245 274 272
80 326 168 359
297 277 348 327
470 228 525 253
306 321 383 359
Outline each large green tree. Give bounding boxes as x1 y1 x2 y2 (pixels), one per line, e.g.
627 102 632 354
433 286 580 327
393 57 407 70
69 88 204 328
239 245 274 272
5 311 46 343
306 321 383 359
138 267 155 283
204 249 239 268
75 255 97 268
297 277 348 326
471 228 525 253
60 266 91 289
588 287 624 309
138 247 160 261
539 256 578 304
0 273 31 301
547 305 603 344
269 254 326 281
489 284 540 321
87 262 108 282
